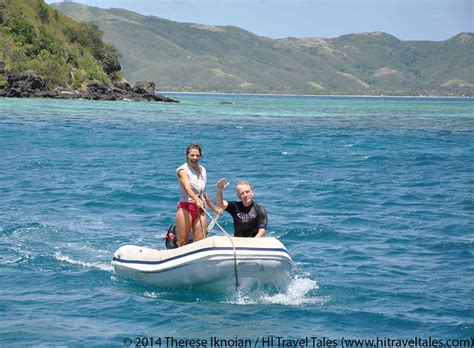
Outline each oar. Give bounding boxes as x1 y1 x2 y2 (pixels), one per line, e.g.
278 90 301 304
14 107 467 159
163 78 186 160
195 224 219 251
206 181 229 234
207 213 220 233
202 208 231 237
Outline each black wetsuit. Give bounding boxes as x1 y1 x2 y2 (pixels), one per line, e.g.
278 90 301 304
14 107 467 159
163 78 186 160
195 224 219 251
225 201 268 237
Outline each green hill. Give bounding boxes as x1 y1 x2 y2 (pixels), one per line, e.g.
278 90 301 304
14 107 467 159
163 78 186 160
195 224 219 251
52 2 474 96
0 0 122 90
7 1 474 96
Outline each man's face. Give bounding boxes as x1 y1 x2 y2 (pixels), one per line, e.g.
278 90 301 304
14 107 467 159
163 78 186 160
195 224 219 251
236 184 254 207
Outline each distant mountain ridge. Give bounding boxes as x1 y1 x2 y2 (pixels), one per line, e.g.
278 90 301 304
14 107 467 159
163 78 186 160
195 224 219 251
52 2 474 96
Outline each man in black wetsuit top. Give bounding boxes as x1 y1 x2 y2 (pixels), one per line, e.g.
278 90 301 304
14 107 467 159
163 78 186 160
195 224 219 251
216 178 267 237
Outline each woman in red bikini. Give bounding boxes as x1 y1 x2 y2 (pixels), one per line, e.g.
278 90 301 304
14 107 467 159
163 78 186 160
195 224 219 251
176 143 220 246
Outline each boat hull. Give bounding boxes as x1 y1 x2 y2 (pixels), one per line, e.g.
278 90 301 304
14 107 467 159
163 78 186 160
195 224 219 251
112 236 293 290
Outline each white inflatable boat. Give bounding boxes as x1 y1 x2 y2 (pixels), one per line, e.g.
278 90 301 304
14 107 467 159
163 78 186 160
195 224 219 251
112 236 293 291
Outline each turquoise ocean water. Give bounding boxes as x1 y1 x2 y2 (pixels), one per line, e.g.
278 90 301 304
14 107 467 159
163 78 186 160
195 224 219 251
1 95 473 346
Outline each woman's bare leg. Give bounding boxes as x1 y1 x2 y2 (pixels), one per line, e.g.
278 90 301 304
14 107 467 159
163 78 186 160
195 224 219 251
176 208 192 246
192 212 207 242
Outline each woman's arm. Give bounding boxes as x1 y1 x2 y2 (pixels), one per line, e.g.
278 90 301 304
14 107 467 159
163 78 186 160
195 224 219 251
204 193 221 215
177 169 203 207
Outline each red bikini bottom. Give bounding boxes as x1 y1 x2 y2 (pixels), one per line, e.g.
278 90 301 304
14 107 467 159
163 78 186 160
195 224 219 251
177 202 202 223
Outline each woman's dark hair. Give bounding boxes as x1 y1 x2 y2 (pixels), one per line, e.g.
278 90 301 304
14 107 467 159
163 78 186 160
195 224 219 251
186 143 202 157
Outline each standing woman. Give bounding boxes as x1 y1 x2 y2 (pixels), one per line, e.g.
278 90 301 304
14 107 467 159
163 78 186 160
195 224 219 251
176 143 220 246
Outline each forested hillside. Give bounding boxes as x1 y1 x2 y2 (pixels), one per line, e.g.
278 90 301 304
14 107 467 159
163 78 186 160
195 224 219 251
0 0 121 90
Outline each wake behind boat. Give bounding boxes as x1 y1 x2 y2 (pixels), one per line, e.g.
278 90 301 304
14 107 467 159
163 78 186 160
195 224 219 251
112 235 293 291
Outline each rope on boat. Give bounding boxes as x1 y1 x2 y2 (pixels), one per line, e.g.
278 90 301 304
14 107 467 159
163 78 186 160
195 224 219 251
202 208 240 291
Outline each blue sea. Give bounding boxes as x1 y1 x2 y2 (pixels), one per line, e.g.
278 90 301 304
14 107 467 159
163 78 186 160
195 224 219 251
1 94 473 347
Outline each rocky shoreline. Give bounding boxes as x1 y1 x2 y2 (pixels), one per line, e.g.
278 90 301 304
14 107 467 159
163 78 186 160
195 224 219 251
0 69 179 103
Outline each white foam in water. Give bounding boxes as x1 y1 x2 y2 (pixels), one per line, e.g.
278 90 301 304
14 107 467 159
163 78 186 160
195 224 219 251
53 251 113 271
144 291 158 299
69 243 112 256
261 277 324 306
230 277 327 306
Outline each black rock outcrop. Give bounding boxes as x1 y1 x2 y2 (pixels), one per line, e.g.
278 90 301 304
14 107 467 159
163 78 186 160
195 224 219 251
0 71 178 102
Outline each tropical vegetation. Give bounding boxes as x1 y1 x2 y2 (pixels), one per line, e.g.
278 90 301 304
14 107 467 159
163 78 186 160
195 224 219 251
0 0 122 90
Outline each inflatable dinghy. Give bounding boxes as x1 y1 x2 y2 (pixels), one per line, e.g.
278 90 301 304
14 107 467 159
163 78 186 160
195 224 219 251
112 235 293 291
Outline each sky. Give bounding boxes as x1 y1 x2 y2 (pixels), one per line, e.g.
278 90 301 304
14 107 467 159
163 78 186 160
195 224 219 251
45 0 473 41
